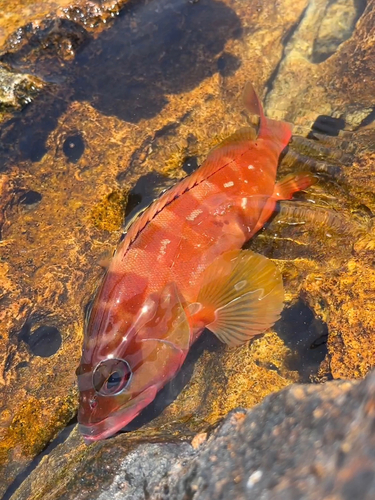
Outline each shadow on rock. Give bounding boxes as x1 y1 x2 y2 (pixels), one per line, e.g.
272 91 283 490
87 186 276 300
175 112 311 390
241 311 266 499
0 0 242 165
72 0 242 122
274 299 329 382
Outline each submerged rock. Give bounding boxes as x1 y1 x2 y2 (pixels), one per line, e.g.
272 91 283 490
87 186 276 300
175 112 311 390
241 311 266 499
0 64 44 113
0 0 310 494
0 0 130 48
10 370 375 500
265 0 374 129
0 0 375 496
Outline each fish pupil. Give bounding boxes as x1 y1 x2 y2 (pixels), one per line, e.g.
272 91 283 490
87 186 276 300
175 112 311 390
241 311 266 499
107 371 122 389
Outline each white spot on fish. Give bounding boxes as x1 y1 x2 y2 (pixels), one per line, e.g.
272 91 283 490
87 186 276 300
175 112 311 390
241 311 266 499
186 208 203 221
197 263 206 274
107 354 114 360
241 198 247 209
247 470 263 489
248 164 255 170
157 239 171 260
234 280 247 291
141 304 150 314
223 181 234 188
244 180 248 183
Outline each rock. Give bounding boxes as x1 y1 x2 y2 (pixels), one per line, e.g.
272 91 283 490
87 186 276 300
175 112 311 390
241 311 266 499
9 369 375 500
1 18 90 66
265 0 375 130
1 0 375 496
0 0 132 103
58 0 128 29
0 0 310 494
0 0 129 48
0 64 44 113
252 126 375 381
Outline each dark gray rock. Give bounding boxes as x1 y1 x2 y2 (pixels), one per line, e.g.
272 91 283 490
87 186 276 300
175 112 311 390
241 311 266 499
153 372 375 500
96 443 193 500
10 371 375 500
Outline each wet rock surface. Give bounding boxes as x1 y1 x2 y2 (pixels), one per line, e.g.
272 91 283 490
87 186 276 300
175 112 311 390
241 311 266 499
0 65 44 113
0 0 374 496
0 0 310 493
265 0 375 129
10 369 375 500
0 0 130 48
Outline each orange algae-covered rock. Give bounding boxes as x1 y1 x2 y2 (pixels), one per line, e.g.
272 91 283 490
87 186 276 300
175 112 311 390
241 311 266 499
0 0 309 492
0 0 375 495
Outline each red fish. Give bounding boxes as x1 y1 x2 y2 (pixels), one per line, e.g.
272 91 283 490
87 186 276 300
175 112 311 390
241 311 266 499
77 83 314 442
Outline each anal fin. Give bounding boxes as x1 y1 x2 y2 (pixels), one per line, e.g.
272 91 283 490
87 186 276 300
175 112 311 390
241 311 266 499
194 249 284 347
273 172 317 200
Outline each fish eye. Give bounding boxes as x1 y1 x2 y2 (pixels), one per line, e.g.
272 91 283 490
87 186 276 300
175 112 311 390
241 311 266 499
93 358 132 396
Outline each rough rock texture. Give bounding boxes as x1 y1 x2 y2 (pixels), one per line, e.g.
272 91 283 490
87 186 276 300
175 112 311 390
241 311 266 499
0 0 375 496
253 125 375 382
0 0 311 494
9 369 375 500
0 0 133 121
265 0 374 129
0 0 130 48
0 64 44 112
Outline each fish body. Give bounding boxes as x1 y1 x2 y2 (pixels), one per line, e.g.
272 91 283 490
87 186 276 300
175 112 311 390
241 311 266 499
77 84 314 442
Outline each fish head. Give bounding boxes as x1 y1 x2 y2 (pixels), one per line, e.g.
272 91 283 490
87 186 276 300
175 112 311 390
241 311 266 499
77 282 191 443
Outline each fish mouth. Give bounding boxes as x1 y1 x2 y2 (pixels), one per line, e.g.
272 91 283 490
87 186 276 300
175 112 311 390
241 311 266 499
79 385 158 444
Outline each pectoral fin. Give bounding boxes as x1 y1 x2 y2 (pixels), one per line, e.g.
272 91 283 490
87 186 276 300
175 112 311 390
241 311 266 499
196 249 284 346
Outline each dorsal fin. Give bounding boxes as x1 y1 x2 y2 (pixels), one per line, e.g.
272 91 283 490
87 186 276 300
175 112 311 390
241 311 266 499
119 127 258 259
243 82 292 149
243 82 265 124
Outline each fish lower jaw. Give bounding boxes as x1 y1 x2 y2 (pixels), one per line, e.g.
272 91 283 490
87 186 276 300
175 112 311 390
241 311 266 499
79 409 144 443
78 422 119 444
78 384 159 443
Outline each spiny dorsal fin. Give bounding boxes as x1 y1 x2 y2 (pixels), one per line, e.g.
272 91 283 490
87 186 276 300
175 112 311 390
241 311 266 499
243 82 292 149
243 82 265 124
119 128 259 259
118 84 288 260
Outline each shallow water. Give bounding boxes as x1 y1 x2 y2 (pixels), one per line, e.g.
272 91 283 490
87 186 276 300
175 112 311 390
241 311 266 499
0 0 374 497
